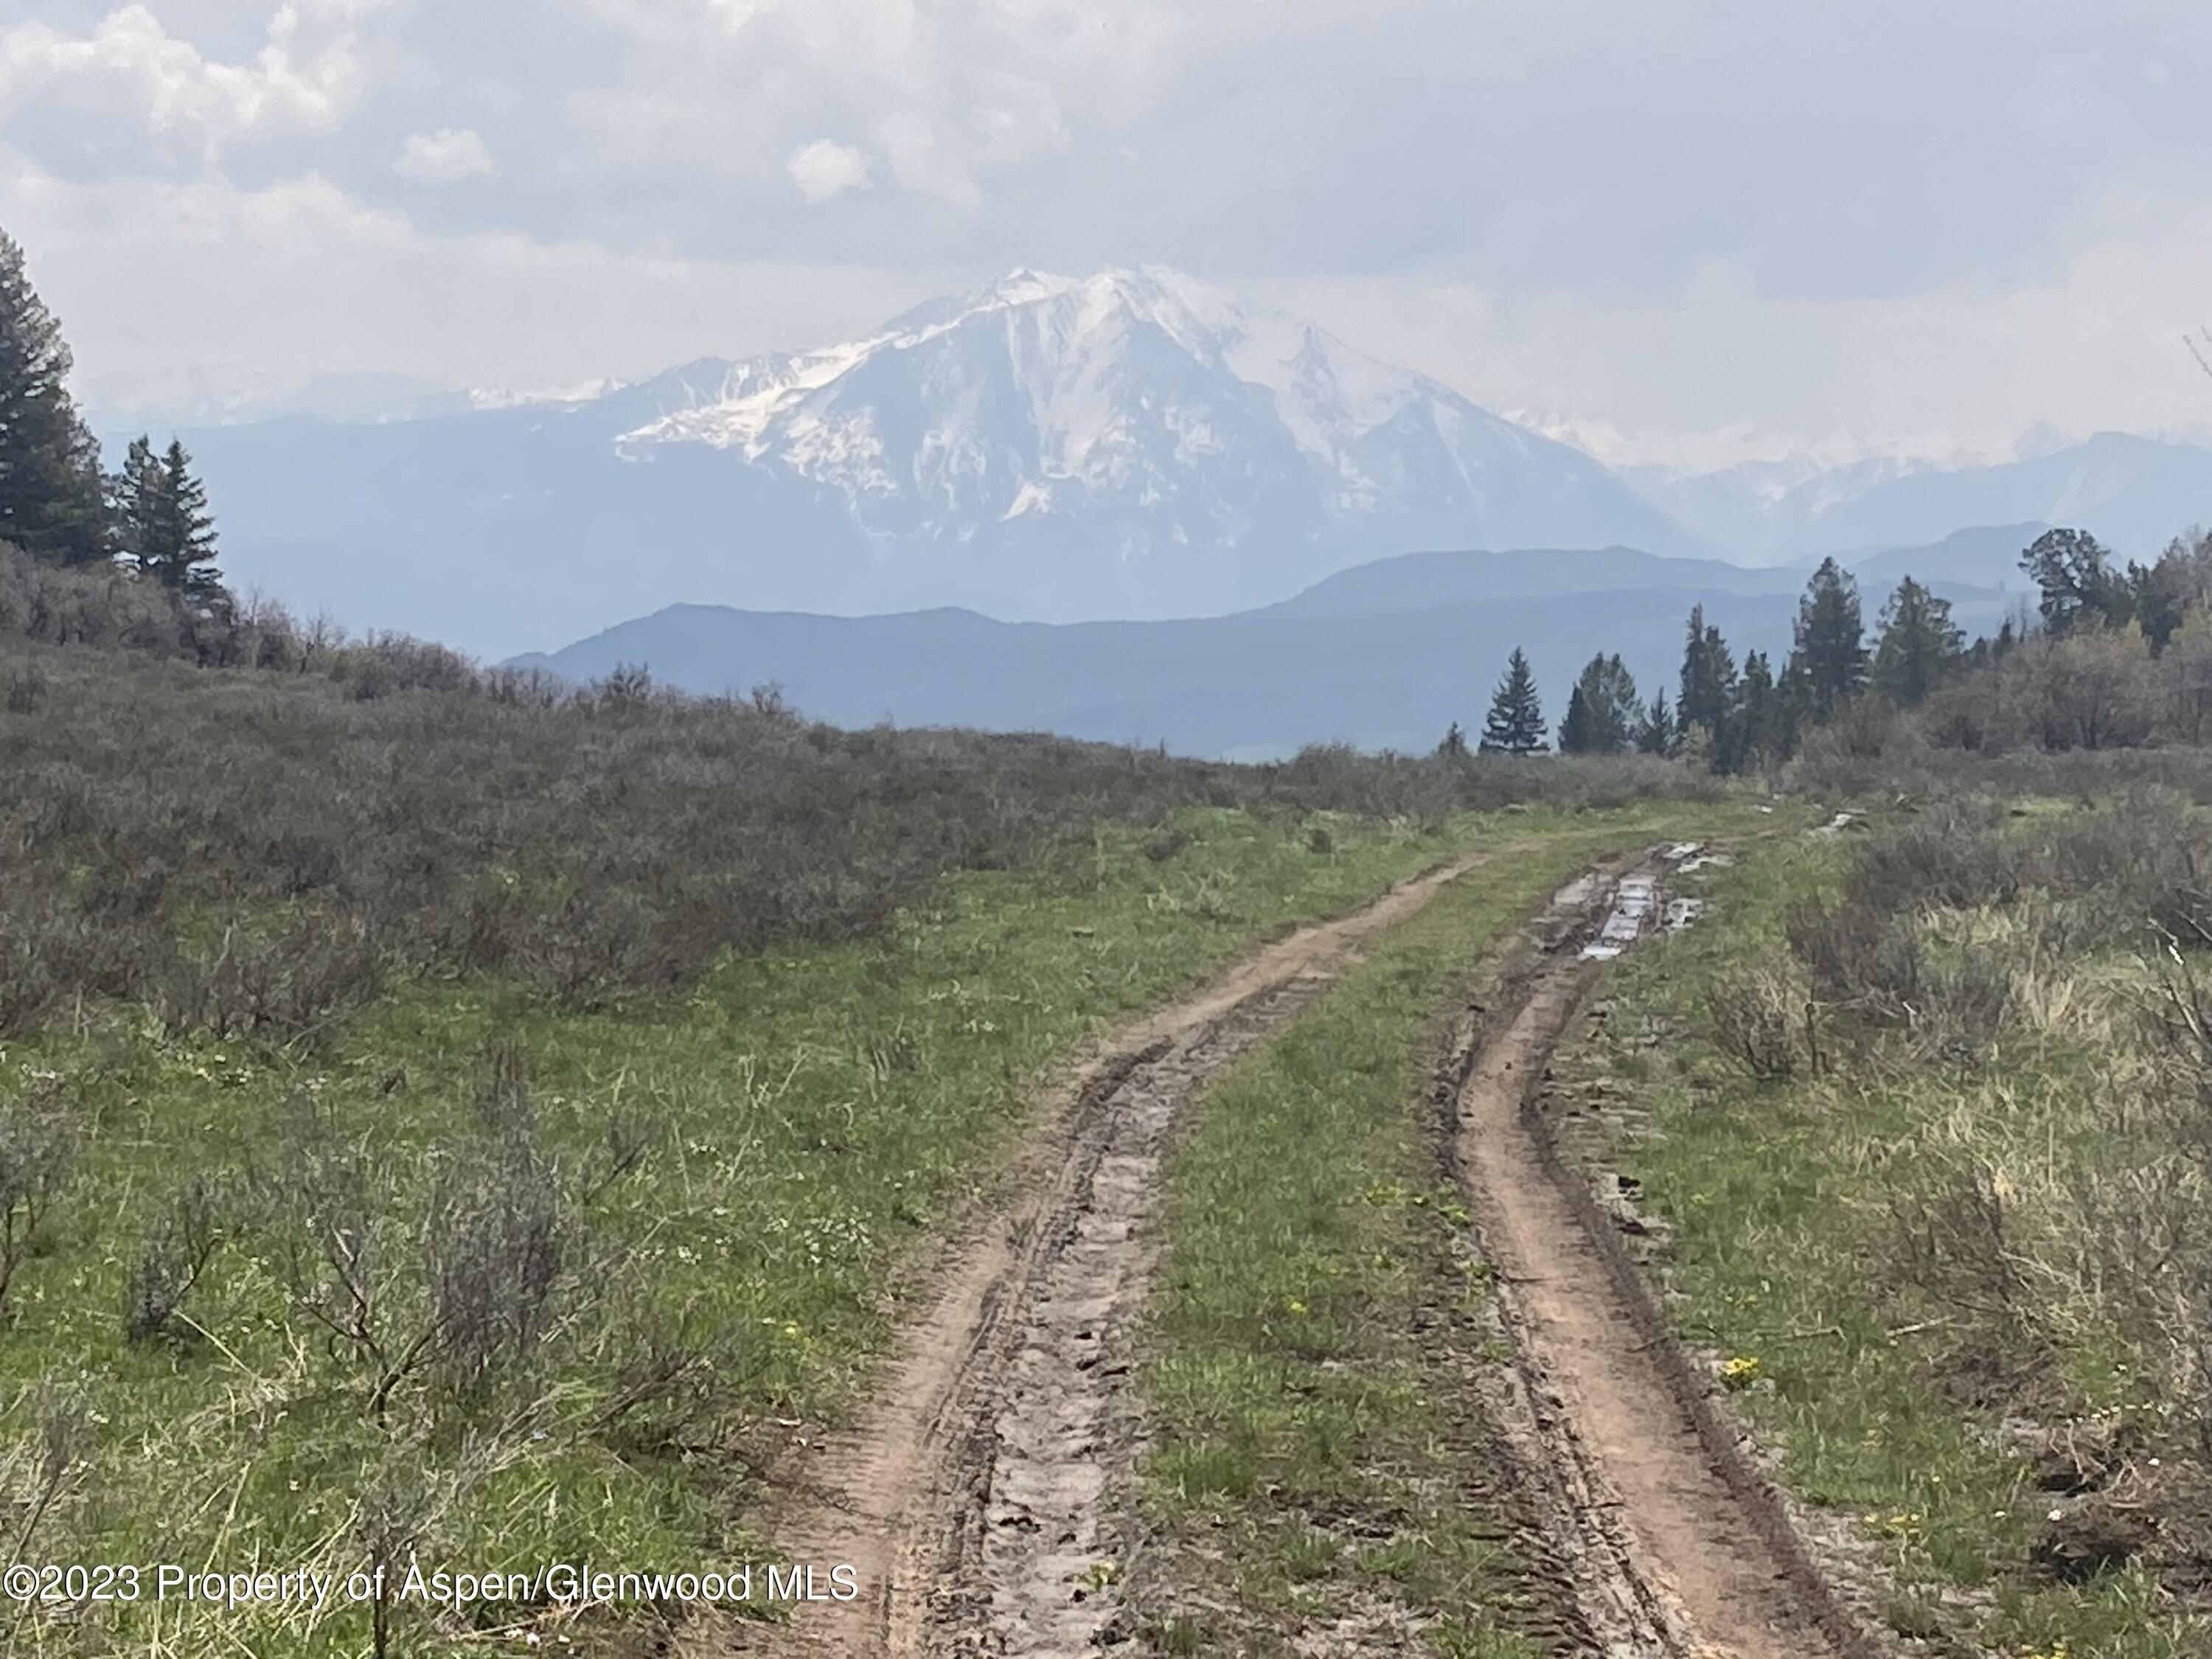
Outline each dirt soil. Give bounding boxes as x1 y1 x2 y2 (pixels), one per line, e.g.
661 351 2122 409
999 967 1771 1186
723 850 1497 1659
1450 869 1881 1659
723 853 1879 1659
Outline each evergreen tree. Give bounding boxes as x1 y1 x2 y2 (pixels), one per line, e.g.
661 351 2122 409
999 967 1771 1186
2122 532 2212 653
1775 654 1814 752
1557 684 1596 755
2020 527 2129 638
1870 574 1965 706
111 435 161 566
1677 605 1739 742
0 229 108 565
1557 652 1640 754
1478 647 1546 755
1635 688 1676 757
1436 720 1468 759
1734 650 1778 769
1789 557 1869 719
124 438 223 603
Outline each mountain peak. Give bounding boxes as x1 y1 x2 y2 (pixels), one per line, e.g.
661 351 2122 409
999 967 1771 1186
533 266 1705 617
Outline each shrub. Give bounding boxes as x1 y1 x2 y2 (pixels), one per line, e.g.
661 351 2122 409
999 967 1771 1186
0 1091 77 1319
0 602 1718 1044
124 1176 224 1343
1848 801 2016 915
425 1123 568 1401
1704 966 1822 1080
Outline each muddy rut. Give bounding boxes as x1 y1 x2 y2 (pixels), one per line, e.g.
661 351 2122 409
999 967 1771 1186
1450 870 1874 1659
732 854 1872 1659
728 850 1493 1659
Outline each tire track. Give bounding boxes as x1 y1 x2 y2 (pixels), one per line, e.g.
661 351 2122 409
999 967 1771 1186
1450 867 1880 1659
723 849 1495 1659
726 850 1879 1659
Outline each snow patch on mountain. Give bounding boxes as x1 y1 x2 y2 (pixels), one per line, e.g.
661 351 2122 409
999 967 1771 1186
602 265 1643 547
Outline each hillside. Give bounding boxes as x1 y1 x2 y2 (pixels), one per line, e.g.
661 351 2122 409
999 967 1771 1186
513 540 2017 756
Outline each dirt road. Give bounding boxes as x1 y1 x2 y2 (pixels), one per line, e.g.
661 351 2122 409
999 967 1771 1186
728 849 1495 1659
1449 872 1874 1659
728 854 1871 1659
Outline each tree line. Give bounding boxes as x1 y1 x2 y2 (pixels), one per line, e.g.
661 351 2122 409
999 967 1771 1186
0 229 223 602
1458 555 1938 768
1464 524 2212 768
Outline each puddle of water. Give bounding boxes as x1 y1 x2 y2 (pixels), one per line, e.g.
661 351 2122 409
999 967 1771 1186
1581 874 1704 959
1582 876 1656 960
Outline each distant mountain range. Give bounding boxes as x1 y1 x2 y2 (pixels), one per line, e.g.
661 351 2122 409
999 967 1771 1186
511 531 2031 759
170 268 1693 659
1625 433 2212 566
150 265 2212 664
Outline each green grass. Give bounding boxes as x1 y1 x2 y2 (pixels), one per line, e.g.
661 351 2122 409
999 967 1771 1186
0 802 1672 1656
1562 832 2206 1659
1133 805 1776 1656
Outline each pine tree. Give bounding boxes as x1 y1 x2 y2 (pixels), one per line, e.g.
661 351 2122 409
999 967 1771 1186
1677 605 1739 742
0 229 108 565
111 434 161 566
1789 557 1869 719
1557 685 1595 755
1436 720 1468 759
1635 688 1676 757
141 439 223 603
2020 527 2128 639
1733 650 1777 771
1478 647 1546 755
1870 574 1965 706
2121 532 2212 653
1557 652 1639 754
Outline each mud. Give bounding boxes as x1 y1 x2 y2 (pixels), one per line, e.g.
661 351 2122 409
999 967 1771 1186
726 850 1495 1659
726 850 1883 1659
1452 869 1885 1659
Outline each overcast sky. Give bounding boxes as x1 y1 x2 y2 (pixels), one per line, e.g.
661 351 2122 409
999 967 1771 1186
4 0 2211 467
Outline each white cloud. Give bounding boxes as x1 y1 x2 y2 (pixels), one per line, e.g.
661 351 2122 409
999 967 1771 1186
394 126 493 183
0 2 368 165
0 148 953 418
785 139 868 204
9 0 2212 462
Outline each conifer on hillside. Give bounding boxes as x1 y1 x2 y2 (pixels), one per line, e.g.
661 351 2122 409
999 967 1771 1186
0 229 108 566
1871 575 1965 707
1557 652 1639 754
118 436 223 604
1478 647 1546 756
1790 557 1870 717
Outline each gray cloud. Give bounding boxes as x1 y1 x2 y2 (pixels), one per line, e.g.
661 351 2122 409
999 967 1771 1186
5 0 2212 454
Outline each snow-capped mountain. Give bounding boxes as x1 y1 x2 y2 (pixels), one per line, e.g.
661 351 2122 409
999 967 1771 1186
599 265 1703 597
608 268 1686 560
170 266 1703 656
152 265 2212 662
1624 432 2212 565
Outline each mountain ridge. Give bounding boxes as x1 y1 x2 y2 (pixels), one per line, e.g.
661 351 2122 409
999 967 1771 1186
143 265 2212 661
509 534 2022 759
165 266 1704 658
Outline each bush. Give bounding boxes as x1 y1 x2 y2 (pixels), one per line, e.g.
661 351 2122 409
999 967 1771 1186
0 1090 77 1319
0 566 1719 1038
1704 966 1822 1080
124 1177 224 1344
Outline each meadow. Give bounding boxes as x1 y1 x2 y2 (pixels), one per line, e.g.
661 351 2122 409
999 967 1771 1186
0 620 1730 1658
1554 797 2212 1658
